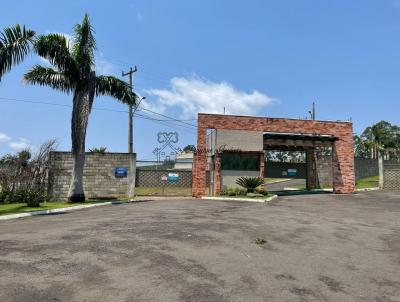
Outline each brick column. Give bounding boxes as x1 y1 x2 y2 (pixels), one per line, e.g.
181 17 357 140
214 153 221 195
259 152 265 189
306 148 317 190
332 132 355 193
192 126 208 197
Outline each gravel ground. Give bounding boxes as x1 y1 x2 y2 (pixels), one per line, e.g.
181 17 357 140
0 191 399 302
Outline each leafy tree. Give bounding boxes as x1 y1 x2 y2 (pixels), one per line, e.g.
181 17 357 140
361 121 400 159
183 144 196 152
0 24 36 81
22 15 136 202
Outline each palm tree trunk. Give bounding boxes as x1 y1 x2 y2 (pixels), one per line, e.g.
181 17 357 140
68 90 91 202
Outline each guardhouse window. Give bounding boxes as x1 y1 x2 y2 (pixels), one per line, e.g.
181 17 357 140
221 153 259 171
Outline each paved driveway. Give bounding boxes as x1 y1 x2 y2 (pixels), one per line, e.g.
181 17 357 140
0 191 399 302
266 178 306 191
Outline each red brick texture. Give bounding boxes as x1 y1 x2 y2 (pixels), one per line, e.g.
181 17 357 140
192 114 355 197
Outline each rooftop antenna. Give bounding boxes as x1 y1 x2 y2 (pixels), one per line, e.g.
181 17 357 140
308 102 316 120
312 101 316 120
223 107 226 114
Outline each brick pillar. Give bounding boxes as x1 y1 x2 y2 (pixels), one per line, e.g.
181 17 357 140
259 152 265 189
306 148 317 190
214 153 221 195
192 126 208 197
332 133 355 193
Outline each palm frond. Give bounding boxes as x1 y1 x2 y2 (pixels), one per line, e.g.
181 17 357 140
95 75 137 105
0 24 36 81
23 65 74 93
34 34 77 77
72 14 96 73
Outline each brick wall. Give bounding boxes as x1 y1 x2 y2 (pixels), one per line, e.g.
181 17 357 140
193 114 355 197
48 152 136 201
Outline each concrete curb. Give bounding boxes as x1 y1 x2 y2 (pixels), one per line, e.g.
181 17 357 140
0 201 134 221
355 187 380 192
201 195 278 203
283 187 334 192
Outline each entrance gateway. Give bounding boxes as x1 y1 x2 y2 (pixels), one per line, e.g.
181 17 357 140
192 113 355 197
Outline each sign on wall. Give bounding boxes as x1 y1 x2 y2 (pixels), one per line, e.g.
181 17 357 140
115 167 128 178
287 169 297 177
168 173 180 182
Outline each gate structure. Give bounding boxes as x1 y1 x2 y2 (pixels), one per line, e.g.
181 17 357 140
192 113 355 197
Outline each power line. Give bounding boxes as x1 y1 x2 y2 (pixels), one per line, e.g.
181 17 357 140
0 96 197 134
0 97 196 122
141 107 197 128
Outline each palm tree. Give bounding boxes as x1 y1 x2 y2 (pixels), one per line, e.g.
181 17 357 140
0 24 36 81
23 14 136 202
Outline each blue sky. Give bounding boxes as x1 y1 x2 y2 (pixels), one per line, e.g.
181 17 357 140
1 0 399 159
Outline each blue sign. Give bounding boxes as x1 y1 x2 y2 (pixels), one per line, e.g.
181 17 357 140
115 167 128 178
287 169 297 177
168 173 179 182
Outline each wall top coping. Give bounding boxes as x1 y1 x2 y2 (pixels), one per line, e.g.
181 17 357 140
51 151 137 156
198 113 352 125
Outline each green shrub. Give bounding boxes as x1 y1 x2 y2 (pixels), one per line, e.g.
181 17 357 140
255 188 269 196
220 187 229 196
219 187 247 196
88 146 107 153
0 188 45 207
25 189 46 207
0 189 11 204
234 188 246 195
228 188 236 196
235 177 264 193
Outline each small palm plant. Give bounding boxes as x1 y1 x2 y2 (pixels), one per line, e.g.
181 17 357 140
235 177 264 193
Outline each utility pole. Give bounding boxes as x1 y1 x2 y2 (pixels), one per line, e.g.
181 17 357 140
122 66 137 153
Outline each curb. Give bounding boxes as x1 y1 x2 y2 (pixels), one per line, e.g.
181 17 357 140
283 187 333 192
355 187 380 192
201 195 278 203
0 200 135 221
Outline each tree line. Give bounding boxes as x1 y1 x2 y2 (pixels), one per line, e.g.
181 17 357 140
354 120 400 160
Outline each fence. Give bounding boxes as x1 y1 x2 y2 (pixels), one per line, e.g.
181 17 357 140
384 163 400 190
135 160 193 196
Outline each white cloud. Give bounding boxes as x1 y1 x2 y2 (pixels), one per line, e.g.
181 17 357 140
8 138 31 151
144 76 276 118
0 133 11 143
95 53 118 75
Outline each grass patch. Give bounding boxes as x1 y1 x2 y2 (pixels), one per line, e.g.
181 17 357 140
0 200 108 216
356 176 379 189
135 187 192 196
255 238 267 245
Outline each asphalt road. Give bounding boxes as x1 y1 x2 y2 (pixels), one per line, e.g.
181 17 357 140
0 191 399 302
